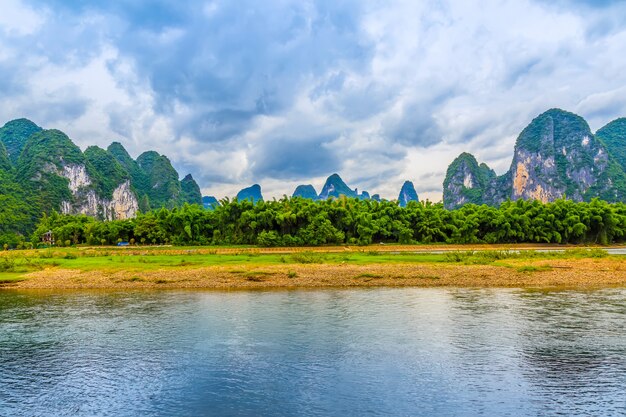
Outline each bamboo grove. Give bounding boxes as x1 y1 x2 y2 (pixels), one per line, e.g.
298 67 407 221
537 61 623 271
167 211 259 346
8 196 624 248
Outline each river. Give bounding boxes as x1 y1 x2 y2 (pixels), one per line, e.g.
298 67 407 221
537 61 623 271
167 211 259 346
1 288 624 416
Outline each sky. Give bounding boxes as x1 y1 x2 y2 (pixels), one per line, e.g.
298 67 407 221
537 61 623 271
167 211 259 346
1 0 626 202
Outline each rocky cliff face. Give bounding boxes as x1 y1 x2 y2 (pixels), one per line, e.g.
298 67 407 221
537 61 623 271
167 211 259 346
397 181 419 207
15 129 140 220
108 142 201 210
59 164 138 220
443 109 626 209
507 109 611 202
0 119 203 221
443 153 496 209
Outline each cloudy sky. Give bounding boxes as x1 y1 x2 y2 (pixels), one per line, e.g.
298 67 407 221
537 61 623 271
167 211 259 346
1 0 626 201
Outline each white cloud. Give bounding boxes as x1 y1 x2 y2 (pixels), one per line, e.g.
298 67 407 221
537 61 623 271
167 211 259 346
0 0 44 36
3 0 626 203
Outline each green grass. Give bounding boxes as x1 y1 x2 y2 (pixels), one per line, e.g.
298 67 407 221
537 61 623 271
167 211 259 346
0 273 28 284
443 249 609 264
516 265 553 273
356 273 383 279
0 246 617 283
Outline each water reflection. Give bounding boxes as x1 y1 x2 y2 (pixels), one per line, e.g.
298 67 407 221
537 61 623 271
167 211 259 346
0 288 624 416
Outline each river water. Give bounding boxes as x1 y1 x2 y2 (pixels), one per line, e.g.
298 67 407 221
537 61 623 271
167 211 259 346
0 288 624 417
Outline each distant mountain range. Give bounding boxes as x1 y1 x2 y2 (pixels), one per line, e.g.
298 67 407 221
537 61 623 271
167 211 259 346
0 118 202 237
5 107 623 239
443 109 626 209
217 173 417 207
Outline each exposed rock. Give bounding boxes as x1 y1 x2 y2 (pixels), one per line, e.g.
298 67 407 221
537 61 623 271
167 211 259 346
59 164 138 220
110 180 139 219
444 109 626 208
443 153 495 209
62 164 91 192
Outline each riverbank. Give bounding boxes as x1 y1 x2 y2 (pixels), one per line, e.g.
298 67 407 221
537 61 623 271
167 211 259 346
1 245 625 289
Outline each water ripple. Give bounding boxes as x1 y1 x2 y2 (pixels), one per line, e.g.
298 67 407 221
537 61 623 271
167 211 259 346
0 288 624 416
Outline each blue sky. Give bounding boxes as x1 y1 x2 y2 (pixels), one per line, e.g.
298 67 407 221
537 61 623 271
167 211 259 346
1 0 626 201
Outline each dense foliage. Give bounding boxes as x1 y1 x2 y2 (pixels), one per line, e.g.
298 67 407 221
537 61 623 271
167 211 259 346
0 142 10 171
0 118 42 165
84 146 130 199
21 197 626 248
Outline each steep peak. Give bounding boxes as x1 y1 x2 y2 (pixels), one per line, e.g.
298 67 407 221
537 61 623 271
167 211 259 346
84 144 130 199
180 174 202 205
541 108 578 118
236 184 263 204
596 117 626 173
397 180 419 207
319 173 356 199
136 150 161 163
515 108 591 154
136 151 168 173
292 184 318 200
455 152 479 165
202 195 219 210
107 141 132 159
2 118 41 131
0 118 43 165
85 145 105 153
446 152 481 175
597 117 626 136
443 152 494 209
19 129 83 166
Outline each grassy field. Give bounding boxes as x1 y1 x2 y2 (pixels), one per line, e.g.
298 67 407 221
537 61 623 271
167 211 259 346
1 244 623 289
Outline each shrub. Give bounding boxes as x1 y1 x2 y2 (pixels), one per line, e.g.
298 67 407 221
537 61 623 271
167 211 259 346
257 230 281 247
290 251 325 264
0 257 16 272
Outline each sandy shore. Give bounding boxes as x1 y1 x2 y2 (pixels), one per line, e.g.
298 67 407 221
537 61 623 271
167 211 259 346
6 258 626 290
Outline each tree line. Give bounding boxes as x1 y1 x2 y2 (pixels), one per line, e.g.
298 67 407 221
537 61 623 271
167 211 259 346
6 196 622 248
